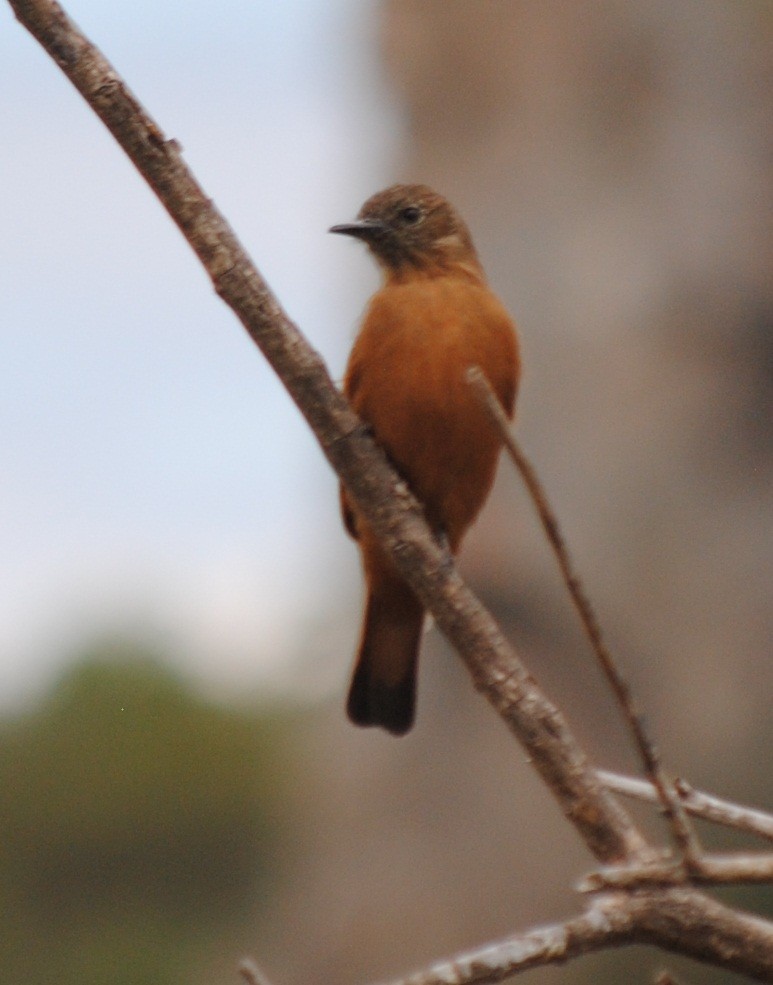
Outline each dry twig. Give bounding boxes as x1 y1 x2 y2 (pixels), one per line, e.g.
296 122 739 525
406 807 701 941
580 851 773 891
372 891 773 984
467 367 701 863
238 959 273 985
599 770 773 842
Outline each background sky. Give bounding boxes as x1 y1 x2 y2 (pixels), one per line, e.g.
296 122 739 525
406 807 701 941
1 0 400 708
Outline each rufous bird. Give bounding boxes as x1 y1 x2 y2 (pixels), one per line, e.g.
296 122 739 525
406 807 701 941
330 184 520 735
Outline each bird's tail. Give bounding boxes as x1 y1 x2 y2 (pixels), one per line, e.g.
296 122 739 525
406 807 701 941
347 579 424 736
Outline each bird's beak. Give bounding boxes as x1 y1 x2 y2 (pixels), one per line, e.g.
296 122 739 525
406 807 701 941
329 219 387 240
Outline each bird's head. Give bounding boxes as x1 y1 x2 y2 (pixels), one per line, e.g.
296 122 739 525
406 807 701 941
330 184 482 280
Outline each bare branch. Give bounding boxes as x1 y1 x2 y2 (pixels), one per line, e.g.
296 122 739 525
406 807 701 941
7 0 648 865
376 891 773 984
581 852 773 891
599 770 773 842
467 367 700 862
627 889 773 982
375 900 632 985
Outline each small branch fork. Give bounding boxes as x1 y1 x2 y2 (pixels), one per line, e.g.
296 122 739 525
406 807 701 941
7 1 773 982
586 775 773 890
469 366 773 892
580 851 773 891
241 889 773 985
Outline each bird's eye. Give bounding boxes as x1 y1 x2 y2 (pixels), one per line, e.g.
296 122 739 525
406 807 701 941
399 205 422 225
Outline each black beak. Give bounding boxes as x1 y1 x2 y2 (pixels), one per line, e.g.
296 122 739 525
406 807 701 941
329 218 387 240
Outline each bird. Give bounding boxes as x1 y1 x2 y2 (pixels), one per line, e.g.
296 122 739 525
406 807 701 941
330 184 520 735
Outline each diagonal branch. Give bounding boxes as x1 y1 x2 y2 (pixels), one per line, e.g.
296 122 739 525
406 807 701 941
467 367 701 862
8 0 646 865
373 890 773 985
627 889 773 982
374 901 633 985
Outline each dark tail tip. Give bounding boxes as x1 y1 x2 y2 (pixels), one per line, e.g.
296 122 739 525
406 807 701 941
347 660 416 736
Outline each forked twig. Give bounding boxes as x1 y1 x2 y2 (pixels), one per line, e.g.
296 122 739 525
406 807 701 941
467 366 701 863
374 890 773 984
580 850 773 891
599 770 773 842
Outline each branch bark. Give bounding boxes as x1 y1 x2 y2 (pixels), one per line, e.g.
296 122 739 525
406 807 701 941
376 901 632 984
374 891 773 985
599 771 773 842
581 853 773 891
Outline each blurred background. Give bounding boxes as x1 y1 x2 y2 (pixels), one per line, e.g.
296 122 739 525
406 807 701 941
1 1 771 983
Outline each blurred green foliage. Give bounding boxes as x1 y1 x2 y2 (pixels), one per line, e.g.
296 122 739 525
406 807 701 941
0 639 293 985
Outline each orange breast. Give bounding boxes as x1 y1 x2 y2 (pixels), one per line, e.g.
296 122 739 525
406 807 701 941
344 276 519 548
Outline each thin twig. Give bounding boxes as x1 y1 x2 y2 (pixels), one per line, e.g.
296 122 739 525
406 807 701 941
599 770 773 842
467 366 702 865
238 959 273 985
580 851 773 891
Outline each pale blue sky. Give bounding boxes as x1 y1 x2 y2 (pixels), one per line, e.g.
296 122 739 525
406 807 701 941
1 0 402 708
